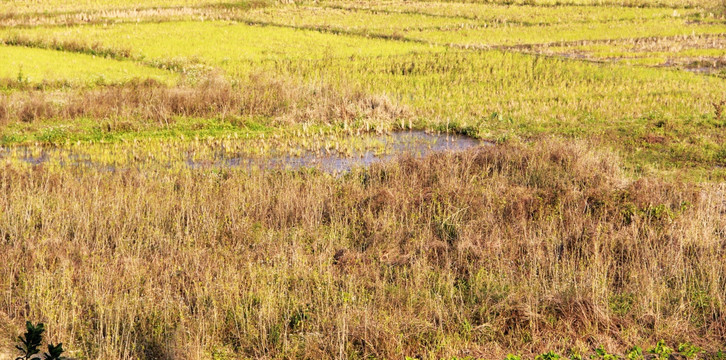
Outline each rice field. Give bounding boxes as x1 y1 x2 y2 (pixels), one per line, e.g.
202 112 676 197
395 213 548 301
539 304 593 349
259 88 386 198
0 0 253 15
0 45 176 87
0 21 444 76
1 0 726 359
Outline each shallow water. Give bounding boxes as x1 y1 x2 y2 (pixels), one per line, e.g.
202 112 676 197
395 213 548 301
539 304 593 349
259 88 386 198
684 67 714 74
2 131 487 173
186 131 486 172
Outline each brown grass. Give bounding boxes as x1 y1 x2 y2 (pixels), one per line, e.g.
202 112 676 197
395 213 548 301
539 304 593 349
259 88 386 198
0 1 271 28
716 0 726 18
1 140 724 359
0 33 133 59
0 74 408 128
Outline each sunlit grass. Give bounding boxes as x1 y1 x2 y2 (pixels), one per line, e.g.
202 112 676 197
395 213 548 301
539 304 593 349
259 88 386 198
2 139 726 359
0 21 444 76
407 18 726 47
2 0 726 358
0 45 176 86
538 35 726 69
278 50 726 170
314 1 705 24
341 0 724 8
0 0 252 15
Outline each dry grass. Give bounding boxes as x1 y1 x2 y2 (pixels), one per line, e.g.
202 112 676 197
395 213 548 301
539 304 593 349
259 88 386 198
0 74 408 127
0 33 132 59
716 0 726 18
0 1 271 27
1 140 724 358
520 34 726 63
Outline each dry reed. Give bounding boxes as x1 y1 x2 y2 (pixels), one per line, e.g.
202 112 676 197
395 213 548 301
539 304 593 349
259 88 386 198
1 140 724 358
0 73 408 127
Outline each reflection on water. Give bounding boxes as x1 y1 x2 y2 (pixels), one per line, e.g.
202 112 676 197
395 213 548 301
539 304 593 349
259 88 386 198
186 131 486 172
2 131 488 173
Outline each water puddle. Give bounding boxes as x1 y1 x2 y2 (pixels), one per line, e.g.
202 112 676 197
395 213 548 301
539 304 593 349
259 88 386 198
1 131 488 173
188 131 486 172
684 67 715 74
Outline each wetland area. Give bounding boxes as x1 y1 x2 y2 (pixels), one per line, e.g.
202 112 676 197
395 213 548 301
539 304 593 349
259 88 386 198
1 0 725 359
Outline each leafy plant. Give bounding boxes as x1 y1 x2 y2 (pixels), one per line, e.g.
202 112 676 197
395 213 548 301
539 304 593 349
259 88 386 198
593 345 618 360
505 355 522 360
14 322 65 360
677 342 701 358
649 340 673 360
44 343 65 360
536 351 561 360
15 321 45 360
626 346 644 360
16 65 29 86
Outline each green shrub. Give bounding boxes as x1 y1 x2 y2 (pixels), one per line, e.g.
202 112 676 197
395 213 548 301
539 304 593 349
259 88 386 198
14 321 65 360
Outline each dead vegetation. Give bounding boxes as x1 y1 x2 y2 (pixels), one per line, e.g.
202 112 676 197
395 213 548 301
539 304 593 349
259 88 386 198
624 34 726 53
519 34 726 67
714 99 726 120
0 140 724 358
0 33 132 59
0 73 409 127
0 1 271 28
716 0 726 18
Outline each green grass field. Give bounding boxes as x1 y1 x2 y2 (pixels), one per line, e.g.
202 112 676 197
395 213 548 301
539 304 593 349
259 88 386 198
0 45 176 86
1 0 726 359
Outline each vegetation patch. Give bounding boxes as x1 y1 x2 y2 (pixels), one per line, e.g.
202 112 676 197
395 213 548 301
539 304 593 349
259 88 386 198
1 0 726 358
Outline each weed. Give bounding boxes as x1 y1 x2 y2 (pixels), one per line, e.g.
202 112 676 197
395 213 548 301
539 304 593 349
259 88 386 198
537 351 562 360
3 0 726 358
15 66 28 87
15 322 45 360
593 346 618 360
609 293 635 316
649 340 673 360
714 100 725 122
677 342 701 358
13 322 65 360
43 343 65 360
626 346 644 360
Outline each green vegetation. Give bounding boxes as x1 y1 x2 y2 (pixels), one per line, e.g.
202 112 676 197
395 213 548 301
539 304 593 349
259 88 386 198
1 0 725 358
0 21 443 76
0 45 176 87
13 321 65 360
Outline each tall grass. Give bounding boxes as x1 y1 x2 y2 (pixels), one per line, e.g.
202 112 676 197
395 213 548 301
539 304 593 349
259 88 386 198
2 0 726 358
0 73 407 127
1 140 724 358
